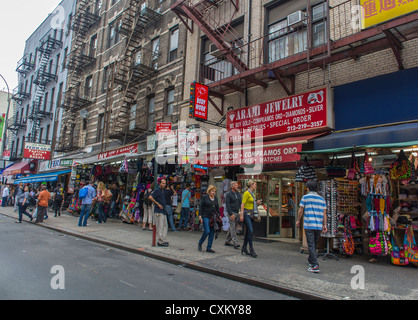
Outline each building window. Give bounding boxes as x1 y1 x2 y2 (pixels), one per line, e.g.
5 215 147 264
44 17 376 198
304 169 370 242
166 88 175 116
85 75 93 97
129 104 137 130
312 3 327 47
151 37 160 70
97 113 104 142
90 34 98 57
169 28 179 62
107 19 121 49
148 96 155 131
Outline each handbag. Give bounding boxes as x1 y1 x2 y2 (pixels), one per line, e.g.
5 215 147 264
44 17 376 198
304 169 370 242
175 190 190 214
295 157 317 182
404 225 418 266
390 150 412 181
363 152 375 175
391 229 408 266
347 152 358 180
326 154 346 177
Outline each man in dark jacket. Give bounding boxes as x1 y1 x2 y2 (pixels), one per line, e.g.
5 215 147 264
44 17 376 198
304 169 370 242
225 181 242 249
149 179 168 247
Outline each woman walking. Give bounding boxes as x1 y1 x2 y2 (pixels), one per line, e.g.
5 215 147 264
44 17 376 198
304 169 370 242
198 185 219 253
94 182 107 223
240 180 261 258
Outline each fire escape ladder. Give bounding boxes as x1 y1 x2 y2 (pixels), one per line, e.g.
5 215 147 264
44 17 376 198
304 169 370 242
109 0 161 142
58 0 100 152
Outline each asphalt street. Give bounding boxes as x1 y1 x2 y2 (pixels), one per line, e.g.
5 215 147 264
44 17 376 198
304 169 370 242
0 214 296 301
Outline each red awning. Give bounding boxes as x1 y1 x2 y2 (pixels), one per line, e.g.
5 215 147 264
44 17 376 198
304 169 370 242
205 133 326 167
3 161 31 176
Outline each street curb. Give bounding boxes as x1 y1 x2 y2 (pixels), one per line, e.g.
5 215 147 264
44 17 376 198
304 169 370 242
1 212 331 300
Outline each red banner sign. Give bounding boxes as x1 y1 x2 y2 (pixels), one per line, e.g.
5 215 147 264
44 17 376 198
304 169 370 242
205 144 302 167
23 142 51 160
190 82 209 120
156 122 172 133
98 143 139 160
227 88 333 142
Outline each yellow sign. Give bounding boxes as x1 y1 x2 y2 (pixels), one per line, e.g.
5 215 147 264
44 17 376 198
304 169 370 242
360 0 418 29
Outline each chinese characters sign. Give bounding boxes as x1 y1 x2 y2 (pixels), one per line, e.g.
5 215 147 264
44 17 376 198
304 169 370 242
189 82 209 120
23 142 52 160
360 0 417 29
227 88 333 143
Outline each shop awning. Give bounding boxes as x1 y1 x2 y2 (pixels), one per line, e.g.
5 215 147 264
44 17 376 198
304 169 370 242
305 123 418 153
205 133 325 167
13 170 71 184
3 161 31 176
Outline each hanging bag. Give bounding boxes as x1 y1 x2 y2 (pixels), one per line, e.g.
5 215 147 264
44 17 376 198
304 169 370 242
390 150 412 181
326 154 346 177
404 225 418 266
363 152 375 175
347 152 357 180
295 157 317 182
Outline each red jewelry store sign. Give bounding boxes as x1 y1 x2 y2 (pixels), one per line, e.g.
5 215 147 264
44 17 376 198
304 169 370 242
226 87 334 142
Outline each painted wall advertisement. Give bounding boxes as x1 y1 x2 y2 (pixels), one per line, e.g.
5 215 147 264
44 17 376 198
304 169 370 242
23 142 52 160
226 88 334 143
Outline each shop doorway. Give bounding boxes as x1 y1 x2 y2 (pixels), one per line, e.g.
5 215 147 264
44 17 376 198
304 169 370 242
238 172 308 241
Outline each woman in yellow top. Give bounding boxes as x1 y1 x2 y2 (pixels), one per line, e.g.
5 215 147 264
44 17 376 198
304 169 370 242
240 180 262 258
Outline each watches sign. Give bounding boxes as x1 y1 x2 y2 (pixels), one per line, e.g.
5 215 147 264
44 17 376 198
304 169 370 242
226 88 333 142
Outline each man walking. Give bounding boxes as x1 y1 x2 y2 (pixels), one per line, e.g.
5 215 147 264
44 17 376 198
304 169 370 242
225 181 241 249
2 184 9 207
149 178 168 247
36 186 51 223
296 180 327 273
78 181 96 227
14 183 23 212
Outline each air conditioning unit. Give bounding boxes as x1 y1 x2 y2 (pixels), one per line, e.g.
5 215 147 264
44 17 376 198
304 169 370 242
209 43 223 58
287 10 304 27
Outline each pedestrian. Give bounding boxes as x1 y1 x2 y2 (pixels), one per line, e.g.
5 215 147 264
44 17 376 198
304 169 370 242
240 180 262 258
94 182 107 223
16 186 33 223
224 181 241 249
198 185 219 253
178 184 192 230
78 181 96 227
164 182 178 231
14 183 24 212
287 193 296 238
142 184 154 230
8 186 14 206
109 183 120 218
2 184 9 207
36 185 51 223
296 180 327 273
53 183 64 217
148 178 169 247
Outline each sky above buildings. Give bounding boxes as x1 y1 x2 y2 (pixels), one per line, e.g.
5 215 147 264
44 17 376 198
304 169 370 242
0 0 63 92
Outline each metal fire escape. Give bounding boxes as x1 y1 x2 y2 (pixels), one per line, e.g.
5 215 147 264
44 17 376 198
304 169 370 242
57 0 100 152
29 29 62 143
108 0 162 142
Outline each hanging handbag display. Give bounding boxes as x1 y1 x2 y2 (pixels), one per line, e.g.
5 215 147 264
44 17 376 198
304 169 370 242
391 228 409 266
363 152 375 175
404 225 418 266
295 157 317 182
326 154 346 177
390 150 412 181
347 152 358 181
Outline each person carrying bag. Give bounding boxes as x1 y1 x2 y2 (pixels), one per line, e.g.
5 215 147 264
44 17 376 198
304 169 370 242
240 180 262 258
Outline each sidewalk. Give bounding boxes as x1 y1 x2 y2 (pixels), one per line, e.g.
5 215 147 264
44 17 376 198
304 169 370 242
2 206 417 300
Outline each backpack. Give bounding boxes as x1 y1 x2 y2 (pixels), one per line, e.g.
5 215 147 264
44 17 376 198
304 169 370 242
144 190 152 206
29 195 37 206
79 187 88 199
55 188 63 202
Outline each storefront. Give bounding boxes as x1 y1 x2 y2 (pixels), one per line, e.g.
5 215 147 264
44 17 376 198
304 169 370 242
295 67 418 265
204 87 334 239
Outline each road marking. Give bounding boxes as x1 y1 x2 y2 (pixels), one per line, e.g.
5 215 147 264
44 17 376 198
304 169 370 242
120 280 136 288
